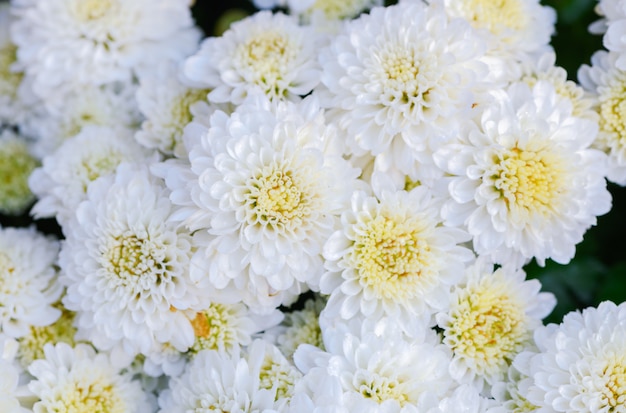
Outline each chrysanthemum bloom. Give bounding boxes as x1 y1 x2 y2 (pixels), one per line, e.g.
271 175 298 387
23 81 141 158
437 0 556 83
135 63 212 158
157 94 360 313
182 11 322 104
0 129 38 215
10 0 200 98
321 181 474 331
522 301 626 412
0 226 61 339
59 163 203 357
187 302 282 356
436 257 555 391
317 1 487 178
0 3 29 127
285 0 382 25
435 82 611 267
157 348 280 412
579 50 626 185
28 343 152 413
517 50 597 121
294 317 455 412
29 125 156 228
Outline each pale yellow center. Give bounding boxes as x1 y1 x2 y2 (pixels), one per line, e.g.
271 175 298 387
489 146 564 215
235 30 297 96
355 370 409 406
0 137 37 214
104 234 166 281
309 0 372 20
380 49 432 110
522 73 588 119
190 304 238 354
445 276 529 374
47 378 126 413
600 355 626 410
259 356 300 401
352 214 433 300
246 167 307 228
599 78 626 153
460 0 527 34
72 0 113 22
0 44 23 98
169 89 210 137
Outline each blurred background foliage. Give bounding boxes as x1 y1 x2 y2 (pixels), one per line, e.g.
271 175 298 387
2 0 622 325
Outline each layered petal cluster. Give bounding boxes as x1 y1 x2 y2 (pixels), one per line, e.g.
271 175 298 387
317 1 487 178
10 0 200 98
521 301 626 412
183 11 321 104
158 94 360 313
436 82 611 266
59 163 202 357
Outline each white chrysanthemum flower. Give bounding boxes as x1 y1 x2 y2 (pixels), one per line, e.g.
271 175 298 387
435 82 611 267
0 3 29 127
157 348 279 412
59 163 202 357
318 1 487 178
188 302 282 356
10 0 200 98
135 62 212 158
157 94 360 313
523 301 626 412
265 295 326 360
579 50 626 185
0 129 37 215
182 11 322 104
436 257 555 391
0 226 61 339
24 81 141 158
286 0 382 25
29 125 156 228
294 317 454 412
517 50 597 121
321 181 474 331
28 343 151 413
438 0 555 83
247 339 302 408
16 302 77 370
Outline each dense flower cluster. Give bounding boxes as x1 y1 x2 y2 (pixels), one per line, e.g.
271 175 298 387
0 0 624 411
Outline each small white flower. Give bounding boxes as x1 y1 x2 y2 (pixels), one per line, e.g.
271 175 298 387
10 0 200 98
321 182 473 331
579 50 626 184
135 62 212 158
158 94 360 313
435 82 611 266
0 129 38 215
183 10 322 104
28 342 152 413
523 301 626 412
436 257 555 391
0 226 61 339
59 163 202 357
157 348 279 412
29 125 156 227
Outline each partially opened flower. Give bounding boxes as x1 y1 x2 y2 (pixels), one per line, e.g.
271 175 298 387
0 129 37 216
28 342 152 413
435 81 611 266
0 226 61 339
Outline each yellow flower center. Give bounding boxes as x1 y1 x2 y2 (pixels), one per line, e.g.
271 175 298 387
352 214 434 300
0 44 23 98
0 137 38 215
235 30 297 97
104 234 167 281
72 0 114 22
379 48 433 110
259 355 300 401
489 146 565 216
309 0 372 20
246 166 307 228
459 0 527 34
47 378 126 413
445 273 529 375
190 304 239 354
599 76 626 154
600 354 626 410
355 370 409 406
169 88 210 140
